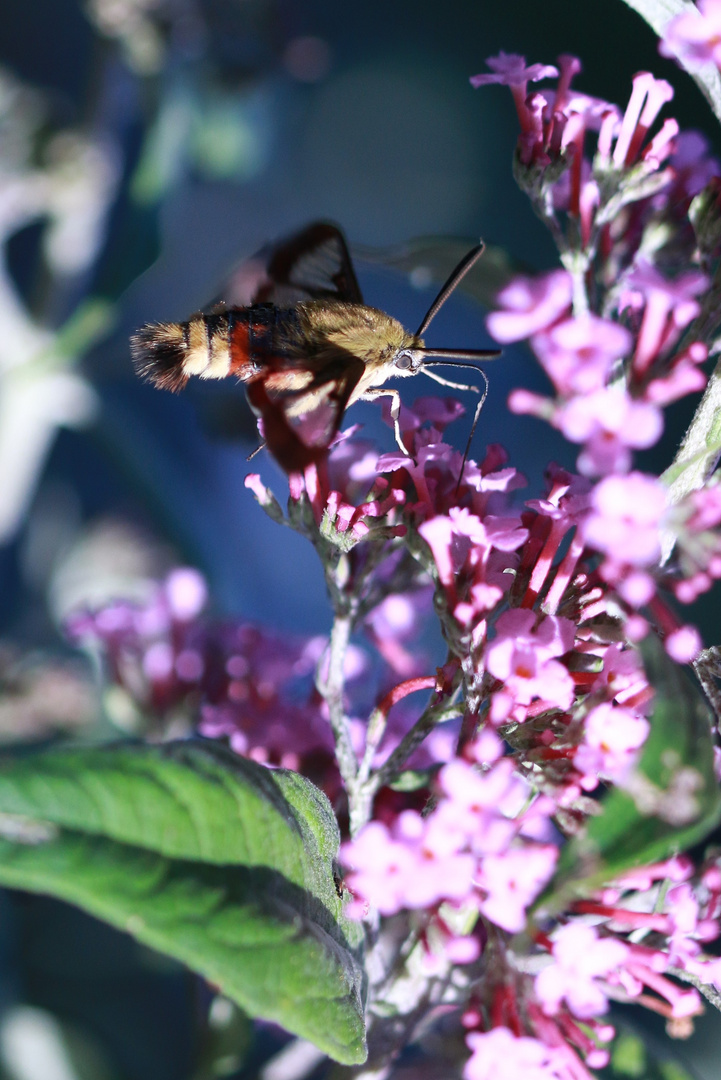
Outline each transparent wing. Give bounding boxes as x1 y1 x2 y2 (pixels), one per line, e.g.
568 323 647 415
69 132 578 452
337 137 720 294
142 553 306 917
223 223 364 309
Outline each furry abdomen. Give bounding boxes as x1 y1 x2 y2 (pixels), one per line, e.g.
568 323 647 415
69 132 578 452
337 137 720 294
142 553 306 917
131 306 296 392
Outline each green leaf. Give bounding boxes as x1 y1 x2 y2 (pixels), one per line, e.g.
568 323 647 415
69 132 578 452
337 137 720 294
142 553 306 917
389 766 438 792
598 1023 695 1080
0 741 366 1065
547 637 721 908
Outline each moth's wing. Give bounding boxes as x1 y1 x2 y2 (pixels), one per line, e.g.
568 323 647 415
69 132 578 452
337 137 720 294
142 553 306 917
223 223 364 309
245 351 366 473
355 236 519 309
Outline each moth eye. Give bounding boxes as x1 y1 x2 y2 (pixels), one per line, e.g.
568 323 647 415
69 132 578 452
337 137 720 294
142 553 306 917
395 351 412 370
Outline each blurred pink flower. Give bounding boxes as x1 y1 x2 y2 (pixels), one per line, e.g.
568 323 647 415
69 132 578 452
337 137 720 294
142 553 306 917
487 270 572 344
573 702 650 783
662 0 721 67
476 844 558 932
464 1027 560 1080
582 472 666 566
535 923 629 1018
531 314 632 394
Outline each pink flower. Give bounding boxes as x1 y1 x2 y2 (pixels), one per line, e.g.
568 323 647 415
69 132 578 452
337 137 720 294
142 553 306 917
683 484 721 532
476 844 558 932
486 612 575 712
400 841 476 910
486 271 572 343
165 568 208 621
662 0 721 67
493 609 575 659
418 508 527 627
435 758 521 854
341 821 417 916
592 643 650 707
470 53 559 89
556 388 663 475
665 625 702 663
669 130 721 199
470 55 558 155
645 341 708 405
342 809 478 915
624 262 709 376
464 1028 560 1080
582 472 666 566
573 702 650 783
487 647 575 712
531 314 633 394
611 72 674 169
535 923 629 1018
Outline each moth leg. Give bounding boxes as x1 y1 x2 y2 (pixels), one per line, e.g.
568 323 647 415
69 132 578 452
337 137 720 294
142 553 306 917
360 388 411 456
247 441 266 461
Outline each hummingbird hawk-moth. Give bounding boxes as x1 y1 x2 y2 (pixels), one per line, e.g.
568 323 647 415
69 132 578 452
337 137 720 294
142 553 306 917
131 223 500 472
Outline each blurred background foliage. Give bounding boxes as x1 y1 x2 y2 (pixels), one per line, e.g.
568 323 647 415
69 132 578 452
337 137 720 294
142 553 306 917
0 1 718 1078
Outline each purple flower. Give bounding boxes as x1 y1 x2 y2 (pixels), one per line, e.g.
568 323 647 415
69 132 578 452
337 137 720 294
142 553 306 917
476 844 558 932
486 270 572 343
364 588 432 678
665 625 703 663
464 1028 560 1080
470 55 559 155
556 388 663 475
582 472 666 566
340 821 417 916
661 0 721 68
470 53 559 90
623 262 709 376
669 130 721 200
486 611 575 714
573 702 650 785
531 314 632 395
164 568 208 621
611 72 674 169
535 923 629 1018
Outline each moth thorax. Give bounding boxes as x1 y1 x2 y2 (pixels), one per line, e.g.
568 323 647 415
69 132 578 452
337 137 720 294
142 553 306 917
309 305 414 366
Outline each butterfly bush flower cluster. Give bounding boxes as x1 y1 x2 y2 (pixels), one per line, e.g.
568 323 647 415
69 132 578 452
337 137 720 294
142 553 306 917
66 566 342 778
67 46 721 1080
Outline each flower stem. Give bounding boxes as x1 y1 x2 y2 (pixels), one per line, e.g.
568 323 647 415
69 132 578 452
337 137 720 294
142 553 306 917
316 610 358 788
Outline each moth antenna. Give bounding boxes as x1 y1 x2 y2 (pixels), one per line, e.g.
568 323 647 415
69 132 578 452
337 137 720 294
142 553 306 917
415 241 487 337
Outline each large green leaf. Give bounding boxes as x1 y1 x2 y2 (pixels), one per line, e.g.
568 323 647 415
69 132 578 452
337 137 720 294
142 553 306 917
547 638 721 909
0 741 366 1065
